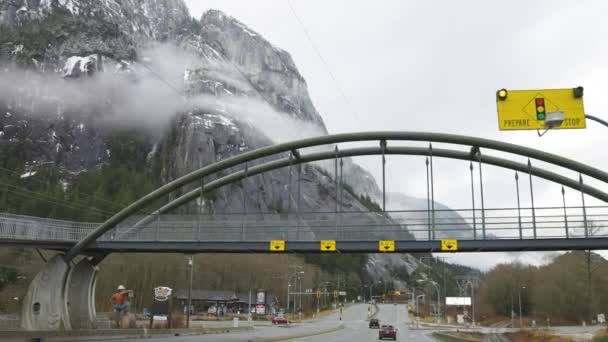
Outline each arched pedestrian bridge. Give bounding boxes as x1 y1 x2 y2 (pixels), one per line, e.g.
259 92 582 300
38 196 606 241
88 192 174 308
2 131 608 331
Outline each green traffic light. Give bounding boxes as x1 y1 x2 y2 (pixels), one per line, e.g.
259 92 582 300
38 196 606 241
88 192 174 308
537 113 545 120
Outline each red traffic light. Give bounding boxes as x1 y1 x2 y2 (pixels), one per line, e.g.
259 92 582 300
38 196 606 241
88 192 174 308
535 98 544 106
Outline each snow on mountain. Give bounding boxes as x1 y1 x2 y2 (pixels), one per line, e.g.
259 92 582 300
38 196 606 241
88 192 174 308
0 0 426 280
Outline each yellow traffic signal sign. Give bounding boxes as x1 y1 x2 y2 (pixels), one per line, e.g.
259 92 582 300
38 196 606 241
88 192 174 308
320 240 336 252
316 290 322 299
333 290 338 299
496 87 585 130
378 240 395 252
441 239 458 252
269 240 285 252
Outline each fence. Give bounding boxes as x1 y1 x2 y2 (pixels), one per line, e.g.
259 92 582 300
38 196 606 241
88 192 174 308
1 206 608 243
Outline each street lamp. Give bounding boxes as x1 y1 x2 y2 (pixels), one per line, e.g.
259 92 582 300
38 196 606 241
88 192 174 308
369 280 382 302
287 271 304 315
416 294 425 318
519 285 526 328
465 280 476 326
186 255 194 328
317 281 330 313
418 279 441 323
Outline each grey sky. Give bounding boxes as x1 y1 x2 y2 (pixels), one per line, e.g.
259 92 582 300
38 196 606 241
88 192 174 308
184 0 608 270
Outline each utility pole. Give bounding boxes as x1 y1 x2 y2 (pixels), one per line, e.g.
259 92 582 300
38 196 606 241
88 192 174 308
186 255 194 328
519 285 526 328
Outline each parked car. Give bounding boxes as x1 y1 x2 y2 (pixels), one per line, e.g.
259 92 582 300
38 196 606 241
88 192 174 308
271 315 289 324
369 318 380 328
379 325 397 340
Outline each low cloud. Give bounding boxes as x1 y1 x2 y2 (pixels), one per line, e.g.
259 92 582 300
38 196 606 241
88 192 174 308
0 43 325 142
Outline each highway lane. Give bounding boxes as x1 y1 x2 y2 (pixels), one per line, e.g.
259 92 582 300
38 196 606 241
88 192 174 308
288 304 436 342
94 304 364 342
53 304 438 342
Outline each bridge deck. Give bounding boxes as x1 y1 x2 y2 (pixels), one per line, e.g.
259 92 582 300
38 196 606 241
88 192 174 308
1 208 607 253
2 237 608 253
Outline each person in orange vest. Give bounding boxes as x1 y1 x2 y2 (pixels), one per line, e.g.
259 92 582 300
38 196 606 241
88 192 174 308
111 285 133 328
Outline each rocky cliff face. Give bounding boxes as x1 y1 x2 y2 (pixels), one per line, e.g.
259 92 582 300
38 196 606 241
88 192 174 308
0 0 421 283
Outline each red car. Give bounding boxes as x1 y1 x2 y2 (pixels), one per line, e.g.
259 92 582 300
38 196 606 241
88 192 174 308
271 315 289 324
379 325 397 340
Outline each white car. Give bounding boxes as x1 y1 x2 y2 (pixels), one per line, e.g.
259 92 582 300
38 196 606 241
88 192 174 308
207 306 217 314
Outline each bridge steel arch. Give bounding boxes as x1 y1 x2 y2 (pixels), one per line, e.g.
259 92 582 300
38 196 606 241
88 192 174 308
122 146 608 233
20 132 608 331
65 131 608 261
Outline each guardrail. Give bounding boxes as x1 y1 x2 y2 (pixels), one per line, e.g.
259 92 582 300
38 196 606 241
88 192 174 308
1 206 607 243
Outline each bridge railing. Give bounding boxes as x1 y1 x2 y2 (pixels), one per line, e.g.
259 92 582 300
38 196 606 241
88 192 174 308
2 206 608 243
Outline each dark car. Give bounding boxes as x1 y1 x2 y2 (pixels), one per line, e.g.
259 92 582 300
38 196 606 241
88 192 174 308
379 325 397 340
369 318 380 328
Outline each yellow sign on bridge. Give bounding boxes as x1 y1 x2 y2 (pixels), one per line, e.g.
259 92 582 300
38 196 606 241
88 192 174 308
320 240 336 252
378 240 395 252
441 239 458 252
269 240 285 252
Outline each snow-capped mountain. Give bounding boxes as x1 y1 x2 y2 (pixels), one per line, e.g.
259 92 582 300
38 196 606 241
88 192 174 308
0 0 424 281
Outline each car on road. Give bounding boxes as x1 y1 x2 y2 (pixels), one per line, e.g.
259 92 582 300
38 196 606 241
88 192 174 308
271 315 289 325
379 325 397 340
369 318 380 328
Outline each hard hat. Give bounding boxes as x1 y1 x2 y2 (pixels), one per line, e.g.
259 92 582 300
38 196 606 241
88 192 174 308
117 285 126 290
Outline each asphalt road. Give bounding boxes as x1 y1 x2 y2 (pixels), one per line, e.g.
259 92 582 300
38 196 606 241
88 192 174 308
75 304 436 342
288 304 435 342
93 304 359 342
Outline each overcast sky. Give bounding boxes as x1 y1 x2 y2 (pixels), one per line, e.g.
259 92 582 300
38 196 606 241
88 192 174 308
184 0 608 270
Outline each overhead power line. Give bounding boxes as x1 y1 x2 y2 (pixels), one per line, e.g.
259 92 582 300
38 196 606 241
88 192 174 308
286 0 361 123
0 184 114 216
0 166 152 215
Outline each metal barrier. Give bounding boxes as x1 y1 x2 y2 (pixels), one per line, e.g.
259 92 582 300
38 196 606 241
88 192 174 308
1 206 607 243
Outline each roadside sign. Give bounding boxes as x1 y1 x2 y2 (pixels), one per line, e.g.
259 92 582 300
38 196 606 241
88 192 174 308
333 290 338 299
441 239 458 252
316 290 322 299
496 87 585 130
255 304 266 315
320 240 336 252
339 291 347 296
153 286 172 301
269 240 285 252
446 297 471 305
378 240 395 252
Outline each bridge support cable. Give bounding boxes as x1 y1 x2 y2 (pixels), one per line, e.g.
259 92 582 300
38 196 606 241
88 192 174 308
562 186 569 239
580 174 589 238
68 130 608 261
65 132 608 261
334 146 339 239
429 143 436 240
297 163 302 240
121 147 608 245
242 163 249 241
135 147 608 235
381 140 387 212
426 157 432 241
469 162 477 240
515 172 523 239
528 159 537 239
199 177 205 241
476 149 486 240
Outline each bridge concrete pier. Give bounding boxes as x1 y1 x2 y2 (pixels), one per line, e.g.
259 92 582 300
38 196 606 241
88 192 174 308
21 255 72 330
66 258 99 329
21 255 100 331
